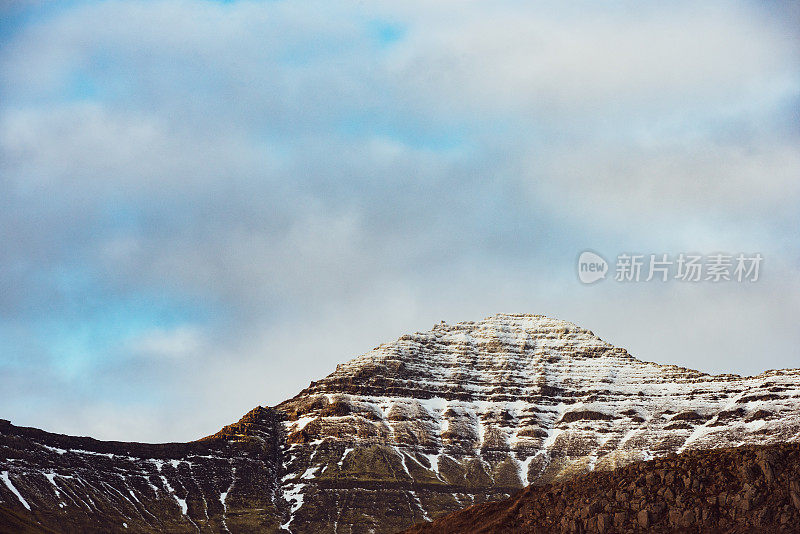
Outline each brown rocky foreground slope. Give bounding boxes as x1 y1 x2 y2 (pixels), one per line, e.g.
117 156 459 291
403 442 800 533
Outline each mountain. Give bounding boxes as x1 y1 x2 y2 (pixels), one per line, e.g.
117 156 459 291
0 408 284 533
402 442 800 533
1 314 799 533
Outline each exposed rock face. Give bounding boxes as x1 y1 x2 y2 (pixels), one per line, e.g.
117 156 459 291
0 407 283 533
402 442 800 533
1 314 799 533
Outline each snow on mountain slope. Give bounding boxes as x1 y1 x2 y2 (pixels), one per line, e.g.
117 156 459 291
1 314 798 533
275 314 800 531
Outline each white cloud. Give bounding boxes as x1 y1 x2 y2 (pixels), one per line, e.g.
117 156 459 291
128 325 205 359
526 135 800 224
389 2 798 115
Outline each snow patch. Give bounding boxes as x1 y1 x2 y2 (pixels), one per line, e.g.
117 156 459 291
1 471 30 510
160 475 187 515
280 483 306 531
290 416 316 432
516 455 537 486
338 447 354 468
300 466 320 479
44 472 61 498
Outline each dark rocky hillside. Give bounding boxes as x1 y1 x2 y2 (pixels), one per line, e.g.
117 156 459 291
0 408 283 533
404 442 800 533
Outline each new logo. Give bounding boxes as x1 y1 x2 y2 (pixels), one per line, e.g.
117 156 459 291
577 251 608 284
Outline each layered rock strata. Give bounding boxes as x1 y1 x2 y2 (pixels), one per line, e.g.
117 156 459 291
2 314 798 532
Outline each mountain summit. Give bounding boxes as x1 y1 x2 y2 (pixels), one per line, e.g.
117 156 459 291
1 314 798 532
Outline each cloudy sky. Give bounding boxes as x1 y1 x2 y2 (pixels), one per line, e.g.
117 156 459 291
1 0 798 442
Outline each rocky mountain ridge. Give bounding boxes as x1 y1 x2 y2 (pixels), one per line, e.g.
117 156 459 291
0 407 284 533
2 314 799 533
